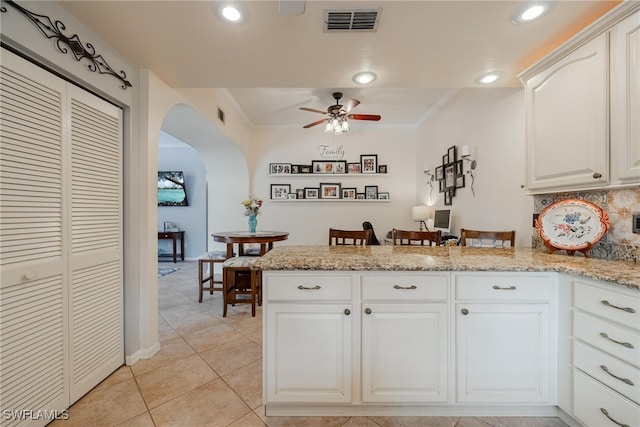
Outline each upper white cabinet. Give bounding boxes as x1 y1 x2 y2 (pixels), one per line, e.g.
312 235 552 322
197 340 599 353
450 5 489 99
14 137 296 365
520 5 640 193
611 10 640 184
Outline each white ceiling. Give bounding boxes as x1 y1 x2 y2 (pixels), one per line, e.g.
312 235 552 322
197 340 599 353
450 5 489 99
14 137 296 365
59 0 617 129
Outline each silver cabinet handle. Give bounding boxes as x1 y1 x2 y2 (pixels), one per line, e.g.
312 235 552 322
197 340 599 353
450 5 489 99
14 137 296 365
600 332 634 349
593 172 602 179
393 285 417 290
600 365 634 386
461 308 469 315
344 308 351 316
602 300 636 313
600 408 630 427
364 308 372 315
492 285 516 290
297 285 321 290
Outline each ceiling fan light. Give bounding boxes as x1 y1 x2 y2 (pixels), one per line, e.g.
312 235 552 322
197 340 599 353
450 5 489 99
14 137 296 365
325 122 333 133
341 120 350 132
352 71 377 85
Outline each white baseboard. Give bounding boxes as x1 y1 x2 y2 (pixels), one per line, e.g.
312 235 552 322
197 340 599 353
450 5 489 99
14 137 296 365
125 341 160 366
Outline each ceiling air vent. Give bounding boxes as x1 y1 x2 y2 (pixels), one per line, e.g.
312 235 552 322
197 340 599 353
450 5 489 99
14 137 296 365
324 8 381 32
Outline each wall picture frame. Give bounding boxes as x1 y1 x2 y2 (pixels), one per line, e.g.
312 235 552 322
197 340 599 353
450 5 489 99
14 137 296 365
435 165 444 181
360 154 378 174
269 163 291 175
163 221 178 232
444 163 456 189
444 189 453 206
320 182 341 199
296 188 305 199
365 185 378 199
447 146 457 163
356 193 365 199
347 162 361 174
378 164 387 174
378 192 390 200
270 183 291 199
304 187 319 199
455 174 466 189
300 165 312 174
342 187 357 199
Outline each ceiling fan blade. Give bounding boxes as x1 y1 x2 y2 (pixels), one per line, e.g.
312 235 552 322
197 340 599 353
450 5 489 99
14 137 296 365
300 107 328 114
303 118 328 128
342 98 360 113
348 114 381 121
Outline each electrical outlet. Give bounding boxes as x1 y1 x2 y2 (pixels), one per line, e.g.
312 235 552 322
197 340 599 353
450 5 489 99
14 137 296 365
633 213 640 234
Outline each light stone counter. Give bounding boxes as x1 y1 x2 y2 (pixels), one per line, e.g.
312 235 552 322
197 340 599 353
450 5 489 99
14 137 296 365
253 245 639 290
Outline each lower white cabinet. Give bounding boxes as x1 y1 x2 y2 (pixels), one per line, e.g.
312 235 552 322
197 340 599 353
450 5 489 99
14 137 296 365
265 302 353 403
456 303 552 403
454 273 557 404
360 274 449 403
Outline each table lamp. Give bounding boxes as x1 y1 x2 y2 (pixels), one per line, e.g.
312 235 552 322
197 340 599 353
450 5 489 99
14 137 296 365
412 205 430 231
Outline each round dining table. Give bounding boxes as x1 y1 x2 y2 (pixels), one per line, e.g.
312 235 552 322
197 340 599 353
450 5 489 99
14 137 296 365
212 231 289 258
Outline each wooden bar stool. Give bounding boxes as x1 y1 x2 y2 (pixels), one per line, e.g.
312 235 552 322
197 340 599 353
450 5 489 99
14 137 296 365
198 251 232 303
222 256 261 317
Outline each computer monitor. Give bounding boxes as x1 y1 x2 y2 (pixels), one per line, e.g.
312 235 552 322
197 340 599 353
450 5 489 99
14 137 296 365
432 209 452 233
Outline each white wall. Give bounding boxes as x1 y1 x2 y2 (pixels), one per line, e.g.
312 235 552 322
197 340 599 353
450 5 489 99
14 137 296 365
416 88 533 246
250 126 418 244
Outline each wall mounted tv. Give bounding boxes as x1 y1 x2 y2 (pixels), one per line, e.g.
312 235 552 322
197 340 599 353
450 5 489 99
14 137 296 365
158 171 188 206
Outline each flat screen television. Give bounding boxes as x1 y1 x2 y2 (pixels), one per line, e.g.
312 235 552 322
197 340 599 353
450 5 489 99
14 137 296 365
158 171 188 206
433 209 452 233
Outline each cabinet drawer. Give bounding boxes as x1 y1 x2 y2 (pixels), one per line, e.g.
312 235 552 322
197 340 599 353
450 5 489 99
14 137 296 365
455 274 553 301
362 275 448 301
574 369 640 427
574 340 640 405
574 281 640 330
574 311 640 369
264 275 352 301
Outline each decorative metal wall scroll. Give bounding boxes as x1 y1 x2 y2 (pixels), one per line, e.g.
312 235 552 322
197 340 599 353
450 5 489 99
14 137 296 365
1 0 132 90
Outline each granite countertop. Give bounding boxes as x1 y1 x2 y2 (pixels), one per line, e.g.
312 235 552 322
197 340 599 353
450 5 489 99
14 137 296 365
253 246 640 290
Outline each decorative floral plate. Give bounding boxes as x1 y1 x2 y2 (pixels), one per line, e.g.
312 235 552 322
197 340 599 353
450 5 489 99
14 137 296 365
535 199 609 252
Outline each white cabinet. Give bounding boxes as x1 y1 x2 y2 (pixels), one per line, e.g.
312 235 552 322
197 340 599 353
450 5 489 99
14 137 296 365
361 275 448 403
570 277 640 426
523 33 608 192
264 274 353 403
454 273 556 403
520 3 640 193
611 10 640 184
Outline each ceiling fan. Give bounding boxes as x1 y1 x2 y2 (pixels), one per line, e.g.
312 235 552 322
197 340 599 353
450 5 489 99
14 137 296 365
300 92 382 134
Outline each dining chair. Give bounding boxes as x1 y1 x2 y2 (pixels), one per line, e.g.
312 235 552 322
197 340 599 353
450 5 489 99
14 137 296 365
329 228 372 246
221 256 262 317
392 229 442 246
460 229 516 247
197 250 233 303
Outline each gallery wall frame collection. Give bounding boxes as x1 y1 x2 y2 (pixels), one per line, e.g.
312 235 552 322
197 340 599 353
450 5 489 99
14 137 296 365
268 154 390 201
435 145 466 205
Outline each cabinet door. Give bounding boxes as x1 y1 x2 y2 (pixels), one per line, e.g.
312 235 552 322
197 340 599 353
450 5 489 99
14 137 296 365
456 303 551 403
265 303 352 403
525 33 608 191
361 303 448 403
611 10 640 183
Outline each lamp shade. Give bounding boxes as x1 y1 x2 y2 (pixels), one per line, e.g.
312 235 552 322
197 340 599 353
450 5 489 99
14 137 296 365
412 205 430 221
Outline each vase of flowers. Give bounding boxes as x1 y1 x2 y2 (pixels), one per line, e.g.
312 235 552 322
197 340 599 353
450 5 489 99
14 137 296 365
241 197 263 233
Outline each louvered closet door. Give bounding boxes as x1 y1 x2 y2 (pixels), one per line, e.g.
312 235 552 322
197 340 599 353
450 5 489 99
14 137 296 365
67 85 123 403
0 49 70 424
0 48 124 421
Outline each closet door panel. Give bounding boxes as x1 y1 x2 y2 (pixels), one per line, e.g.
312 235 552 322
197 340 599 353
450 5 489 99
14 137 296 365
67 85 123 402
0 49 69 425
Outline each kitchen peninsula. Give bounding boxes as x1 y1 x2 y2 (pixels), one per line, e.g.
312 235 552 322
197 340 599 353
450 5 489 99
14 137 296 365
254 246 640 426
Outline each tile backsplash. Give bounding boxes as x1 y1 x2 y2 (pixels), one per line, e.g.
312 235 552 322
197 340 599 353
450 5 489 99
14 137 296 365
533 187 640 262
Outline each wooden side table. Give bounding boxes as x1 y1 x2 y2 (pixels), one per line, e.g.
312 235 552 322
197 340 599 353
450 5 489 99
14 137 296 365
158 231 185 263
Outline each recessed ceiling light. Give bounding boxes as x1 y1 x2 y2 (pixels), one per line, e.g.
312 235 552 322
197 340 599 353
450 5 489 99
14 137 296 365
352 71 377 85
476 71 503 85
220 5 242 22
512 2 554 24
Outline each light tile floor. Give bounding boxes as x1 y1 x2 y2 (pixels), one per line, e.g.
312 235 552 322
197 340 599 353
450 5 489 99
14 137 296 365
52 261 568 427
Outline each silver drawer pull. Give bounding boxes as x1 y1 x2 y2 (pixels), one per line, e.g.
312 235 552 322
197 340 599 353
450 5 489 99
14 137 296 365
600 408 630 427
600 332 634 349
492 285 516 290
600 365 634 386
601 300 636 313
297 285 321 290
393 285 417 290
